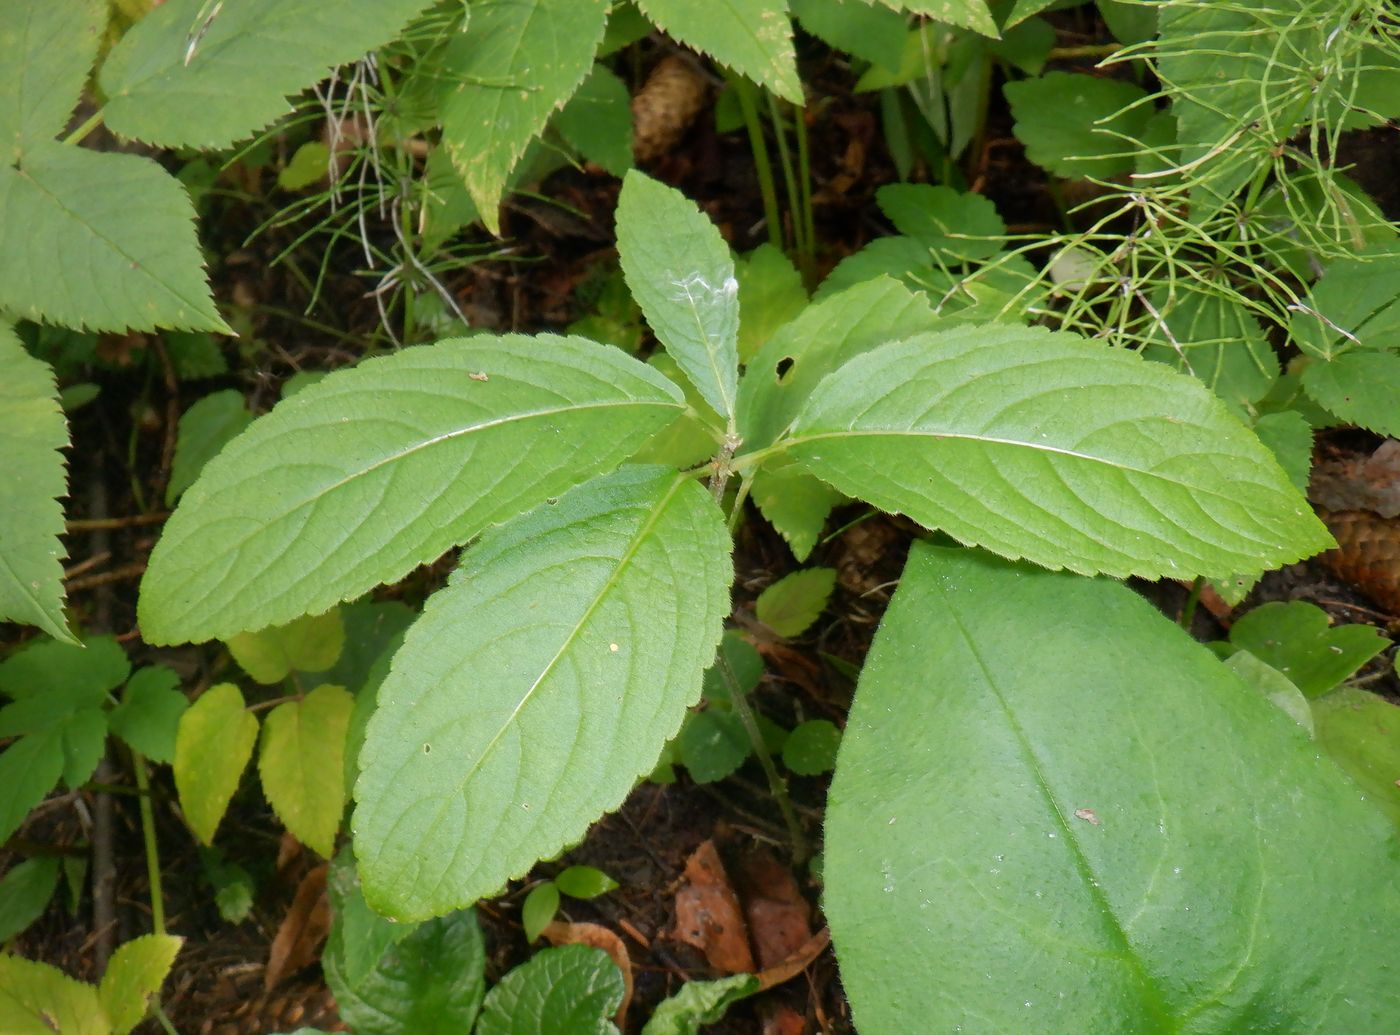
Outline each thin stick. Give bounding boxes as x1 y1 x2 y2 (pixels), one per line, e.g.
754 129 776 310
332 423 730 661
67 513 169 531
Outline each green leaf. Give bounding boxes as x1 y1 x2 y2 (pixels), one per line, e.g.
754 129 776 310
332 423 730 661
475 945 624 1035
0 143 224 332
555 865 619 900
1223 651 1315 735
737 276 940 452
277 141 330 192
783 325 1333 579
0 732 64 845
58 708 107 789
201 848 254 924
617 171 741 422
166 390 254 506
678 710 750 782
0 0 104 162
522 881 560 942
306 600 416 695
1302 351 1400 436
107 667 188 764
826 544 1400 1034
989 15 1056 75
790 0 909 72
98 933 182 1035
554 64 634 177
635 0 801 103
1004 72 1152 179
782 718 841 775
174 683 259 845
876 0 996 37
354 466 731 920
325 906 486 1035
875 184 1005 263
0 327 72 641
813 236 935 300
735 245 808 365
750 463 843 562
166 332 228 380
99 0 433 150
439 0 610 234
700 631 764 704
1224 601 1388 699
0 857 61 943
1251 411 1313 493
325 848 418 990
1312 687 1400 830
227 611 346 685
639 973 759 1035
0 955 108 1035
756 567 836 637
139 335 685 645
0 635 129 701
258 685 353 857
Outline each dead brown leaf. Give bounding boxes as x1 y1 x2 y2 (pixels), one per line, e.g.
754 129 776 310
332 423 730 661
756 928 830 992
542 920 634 1029
671 840 755 973
763 1005 808 1035
735 848 813 969
264 863 329 991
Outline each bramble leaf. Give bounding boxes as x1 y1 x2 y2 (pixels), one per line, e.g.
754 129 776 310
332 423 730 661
0 0 104 162
98 934 182 1035
0 954 108 1035
617 171 741 423
354 466 731 919
439 0 609 234
99 0 434 150
881 0 997 37
784 325 1332 579
826 544 1400 1033
174 683 258 845
1004 71 1152 180
0 144 224 332
258 685 353 857
635 0 801 103
107 667 188 764
139 336 685 645
1302 351 1400 437
0 325 72 641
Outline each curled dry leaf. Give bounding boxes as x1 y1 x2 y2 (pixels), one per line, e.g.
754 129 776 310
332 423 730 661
756 928 830 992
264 863 330 991
542 919 634 1029
671 839 755 973
762 1004 808 1035
735 848 813 969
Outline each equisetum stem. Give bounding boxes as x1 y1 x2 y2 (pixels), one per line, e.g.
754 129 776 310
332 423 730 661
716 649 811 864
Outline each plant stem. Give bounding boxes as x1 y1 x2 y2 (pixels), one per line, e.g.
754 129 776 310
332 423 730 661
1179 576 1205 631
792 99 817 287
766 93 806 265
63 109 105 146
1046 43 1121 60
132 752 166 935
716 650 810 864
731 77 783 250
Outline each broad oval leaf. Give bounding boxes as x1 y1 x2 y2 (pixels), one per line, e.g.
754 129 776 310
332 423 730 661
354 465 731 919
0 144 223 333
174 683 258 845
0 326 72 642
617 171 741 423
0 0 104 162
440 0 610 234
1302 350 1400 437
475 945 624 1035
635 0 801 103
139 335 685 645
827 544 1400 1033
99 0 433 150
258 684 353 857
784 325 1332 579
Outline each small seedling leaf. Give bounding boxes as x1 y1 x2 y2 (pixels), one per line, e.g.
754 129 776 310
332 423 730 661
166 390 254 506
258 684 353 858
475 944 624 1035
354 466 731 919
701 631 764 704
174 683 259 845
782 718 841 775
522 882 561 942
98 933 182 1035
756 568 836 637
678 710 750 783
639 972 759 1035
1225 600 1389 699
555 866 620 900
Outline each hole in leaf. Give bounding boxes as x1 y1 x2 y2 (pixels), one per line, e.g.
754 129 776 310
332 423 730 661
775 357 795 382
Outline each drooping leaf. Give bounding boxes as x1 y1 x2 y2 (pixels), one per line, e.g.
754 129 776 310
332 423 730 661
782 325 1333 579
354 466 731 919
635 0 802 103
553 64 634 177
734 244 807 364
0 955 108 1035
522 882 561 942
875 0 996 37
782 718 841 775
0 731 64 845
1004 71 1152 180
277 141 331 192
826 544 1400 1034
139 335 685 645
0 857 61 943
0 144 224 332
107 666 188 764
555 866 619 900
0 0 104 162
0 326 72 641
258 684 353 857
875 184 1005 263
638 973 759 1035
1302 351 1400 437
99 0 433 149
227 611 345 685
97 934 182 1035
1222 601 1389 699
756 568 836 637
678 709 750 782
439 0 610 234
1312 687 1400 830
174 683 259 845
474 945 624 1035
617 171 741 423
324 904 485 1035
166 390 253 505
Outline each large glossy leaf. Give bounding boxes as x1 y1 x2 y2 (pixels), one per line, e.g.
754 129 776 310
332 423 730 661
0 144 224 332
0 0 104 162
635 0 801 103
258 684 353 857
616 171 741 424
139 335 684 645
475 945 624 1035
439 0 609 235
827 544 1400 1034
783 325 1332 579
0 326 72 641
354 466 731 919
99 0 432 149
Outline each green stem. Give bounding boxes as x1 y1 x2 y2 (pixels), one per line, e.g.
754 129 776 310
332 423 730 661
63 109 105 146
1046 43 1121 60
792 99 817 287
766 93 805 262
732 77 783 250
716 649 810 864
132 753 165 935
1179 576 1205 631
726 475 753 535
